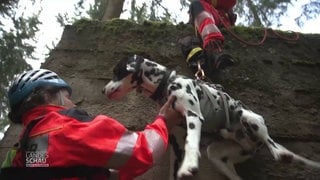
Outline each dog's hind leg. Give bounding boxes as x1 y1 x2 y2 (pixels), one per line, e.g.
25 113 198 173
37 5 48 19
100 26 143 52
240 109 288 160
207 140 252 180
240 109 320 168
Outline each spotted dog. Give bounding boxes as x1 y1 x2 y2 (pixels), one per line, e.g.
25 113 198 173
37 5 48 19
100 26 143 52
102 55 320 180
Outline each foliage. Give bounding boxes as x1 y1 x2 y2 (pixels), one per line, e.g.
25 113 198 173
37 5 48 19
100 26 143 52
0 0 40 133
295 0 320 27
128 0 174 24
235 0 292 27
86 0 107 20
235 0 319 28
62 0 319 28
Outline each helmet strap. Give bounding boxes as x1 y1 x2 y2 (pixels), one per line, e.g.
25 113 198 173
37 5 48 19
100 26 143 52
58 90 65 106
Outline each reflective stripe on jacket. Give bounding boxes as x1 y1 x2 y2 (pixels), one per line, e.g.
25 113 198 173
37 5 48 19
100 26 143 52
3 105 169 179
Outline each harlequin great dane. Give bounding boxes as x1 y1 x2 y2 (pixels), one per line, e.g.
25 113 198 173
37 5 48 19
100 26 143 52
102 55 320 180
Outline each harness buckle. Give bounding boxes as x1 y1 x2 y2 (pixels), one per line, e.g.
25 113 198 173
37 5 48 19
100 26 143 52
195 60 206 80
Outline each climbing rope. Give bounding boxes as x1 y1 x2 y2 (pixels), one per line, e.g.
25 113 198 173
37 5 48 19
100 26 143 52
219 13 300 46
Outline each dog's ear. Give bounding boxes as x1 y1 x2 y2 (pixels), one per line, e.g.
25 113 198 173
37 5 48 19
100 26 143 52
126 55 143 72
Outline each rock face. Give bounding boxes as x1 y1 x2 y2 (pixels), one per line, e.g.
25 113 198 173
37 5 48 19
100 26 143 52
1 19 320 179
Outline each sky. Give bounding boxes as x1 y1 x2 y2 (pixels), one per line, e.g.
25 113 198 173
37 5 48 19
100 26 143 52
11 0 320 70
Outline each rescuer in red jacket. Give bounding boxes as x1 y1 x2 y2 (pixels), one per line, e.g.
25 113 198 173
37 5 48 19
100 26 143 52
1 69 183 179
181 0 237 72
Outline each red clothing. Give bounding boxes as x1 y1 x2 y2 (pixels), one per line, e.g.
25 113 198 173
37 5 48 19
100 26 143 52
191 0 236 48
10 105 169 179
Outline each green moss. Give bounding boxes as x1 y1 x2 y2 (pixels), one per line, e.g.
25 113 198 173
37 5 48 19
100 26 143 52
291 59 318 66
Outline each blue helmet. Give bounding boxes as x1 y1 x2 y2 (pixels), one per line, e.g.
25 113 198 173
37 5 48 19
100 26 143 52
8 69 72 110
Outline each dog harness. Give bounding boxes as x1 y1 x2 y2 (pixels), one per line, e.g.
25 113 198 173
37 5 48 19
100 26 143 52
1 105 169 180
150 70 174 102
199 83 231 132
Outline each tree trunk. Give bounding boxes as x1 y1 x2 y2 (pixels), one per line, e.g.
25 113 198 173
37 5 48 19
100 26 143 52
102 0 126 21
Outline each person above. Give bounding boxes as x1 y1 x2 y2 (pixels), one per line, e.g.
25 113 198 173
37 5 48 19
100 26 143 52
180 0 237 72
1 69 183 179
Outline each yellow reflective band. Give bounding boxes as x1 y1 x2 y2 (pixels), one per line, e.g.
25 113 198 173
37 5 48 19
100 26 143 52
186 47 203 63
1 149 17 168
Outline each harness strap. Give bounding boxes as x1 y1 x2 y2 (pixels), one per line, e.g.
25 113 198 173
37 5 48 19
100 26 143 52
150 70 173 101
201 84 230 129
19 116 44 151
18 116 44 167
217 91 230 129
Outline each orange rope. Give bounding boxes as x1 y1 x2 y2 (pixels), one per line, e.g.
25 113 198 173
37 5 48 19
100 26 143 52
219 14 300 46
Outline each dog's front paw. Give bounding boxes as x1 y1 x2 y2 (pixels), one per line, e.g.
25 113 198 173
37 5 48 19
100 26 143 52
177 149 200 179
177 165 198 180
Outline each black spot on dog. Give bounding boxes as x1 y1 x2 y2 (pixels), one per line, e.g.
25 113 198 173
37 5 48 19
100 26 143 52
242 121 250 129
237 110 243 117
189 123 195 129
169 83 182 91
145 61 157 67
243 122 258 142
251 124 259 131
267 138 278 149
186 85 192 94
196 89 203 99
192 80 197 87
235 129 245 140
188 99 195 106
221 156 228 163
230 105 235 110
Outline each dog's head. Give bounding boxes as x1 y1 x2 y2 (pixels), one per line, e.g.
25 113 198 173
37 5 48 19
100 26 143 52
103 55 144 100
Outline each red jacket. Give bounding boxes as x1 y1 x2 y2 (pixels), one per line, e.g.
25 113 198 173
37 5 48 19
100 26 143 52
6 105 169 179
